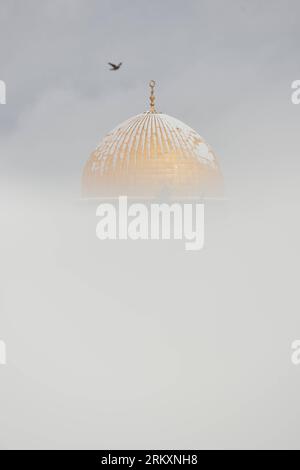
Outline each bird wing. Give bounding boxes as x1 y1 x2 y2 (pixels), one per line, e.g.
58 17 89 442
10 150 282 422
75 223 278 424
108 62 116 68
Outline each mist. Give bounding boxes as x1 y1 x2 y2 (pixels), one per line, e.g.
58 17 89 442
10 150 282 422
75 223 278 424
0 173 299 449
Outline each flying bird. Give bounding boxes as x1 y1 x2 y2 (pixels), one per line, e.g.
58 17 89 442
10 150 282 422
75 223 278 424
108 62 122 71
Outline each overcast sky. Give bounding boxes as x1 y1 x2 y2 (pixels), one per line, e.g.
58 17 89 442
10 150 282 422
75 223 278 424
0 0 300 193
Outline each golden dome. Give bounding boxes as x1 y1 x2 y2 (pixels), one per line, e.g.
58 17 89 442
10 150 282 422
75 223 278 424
82 82 223 198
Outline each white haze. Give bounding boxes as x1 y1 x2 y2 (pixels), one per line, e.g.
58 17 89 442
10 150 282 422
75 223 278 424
0 174 300 449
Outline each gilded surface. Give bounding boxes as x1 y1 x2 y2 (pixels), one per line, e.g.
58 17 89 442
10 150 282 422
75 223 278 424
82 83 222 198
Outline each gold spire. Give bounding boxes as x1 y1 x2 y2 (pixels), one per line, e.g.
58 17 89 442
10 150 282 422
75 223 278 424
149 80 156 113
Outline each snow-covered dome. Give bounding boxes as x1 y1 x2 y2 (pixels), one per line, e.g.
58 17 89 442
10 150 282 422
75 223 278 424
82 82 223 198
